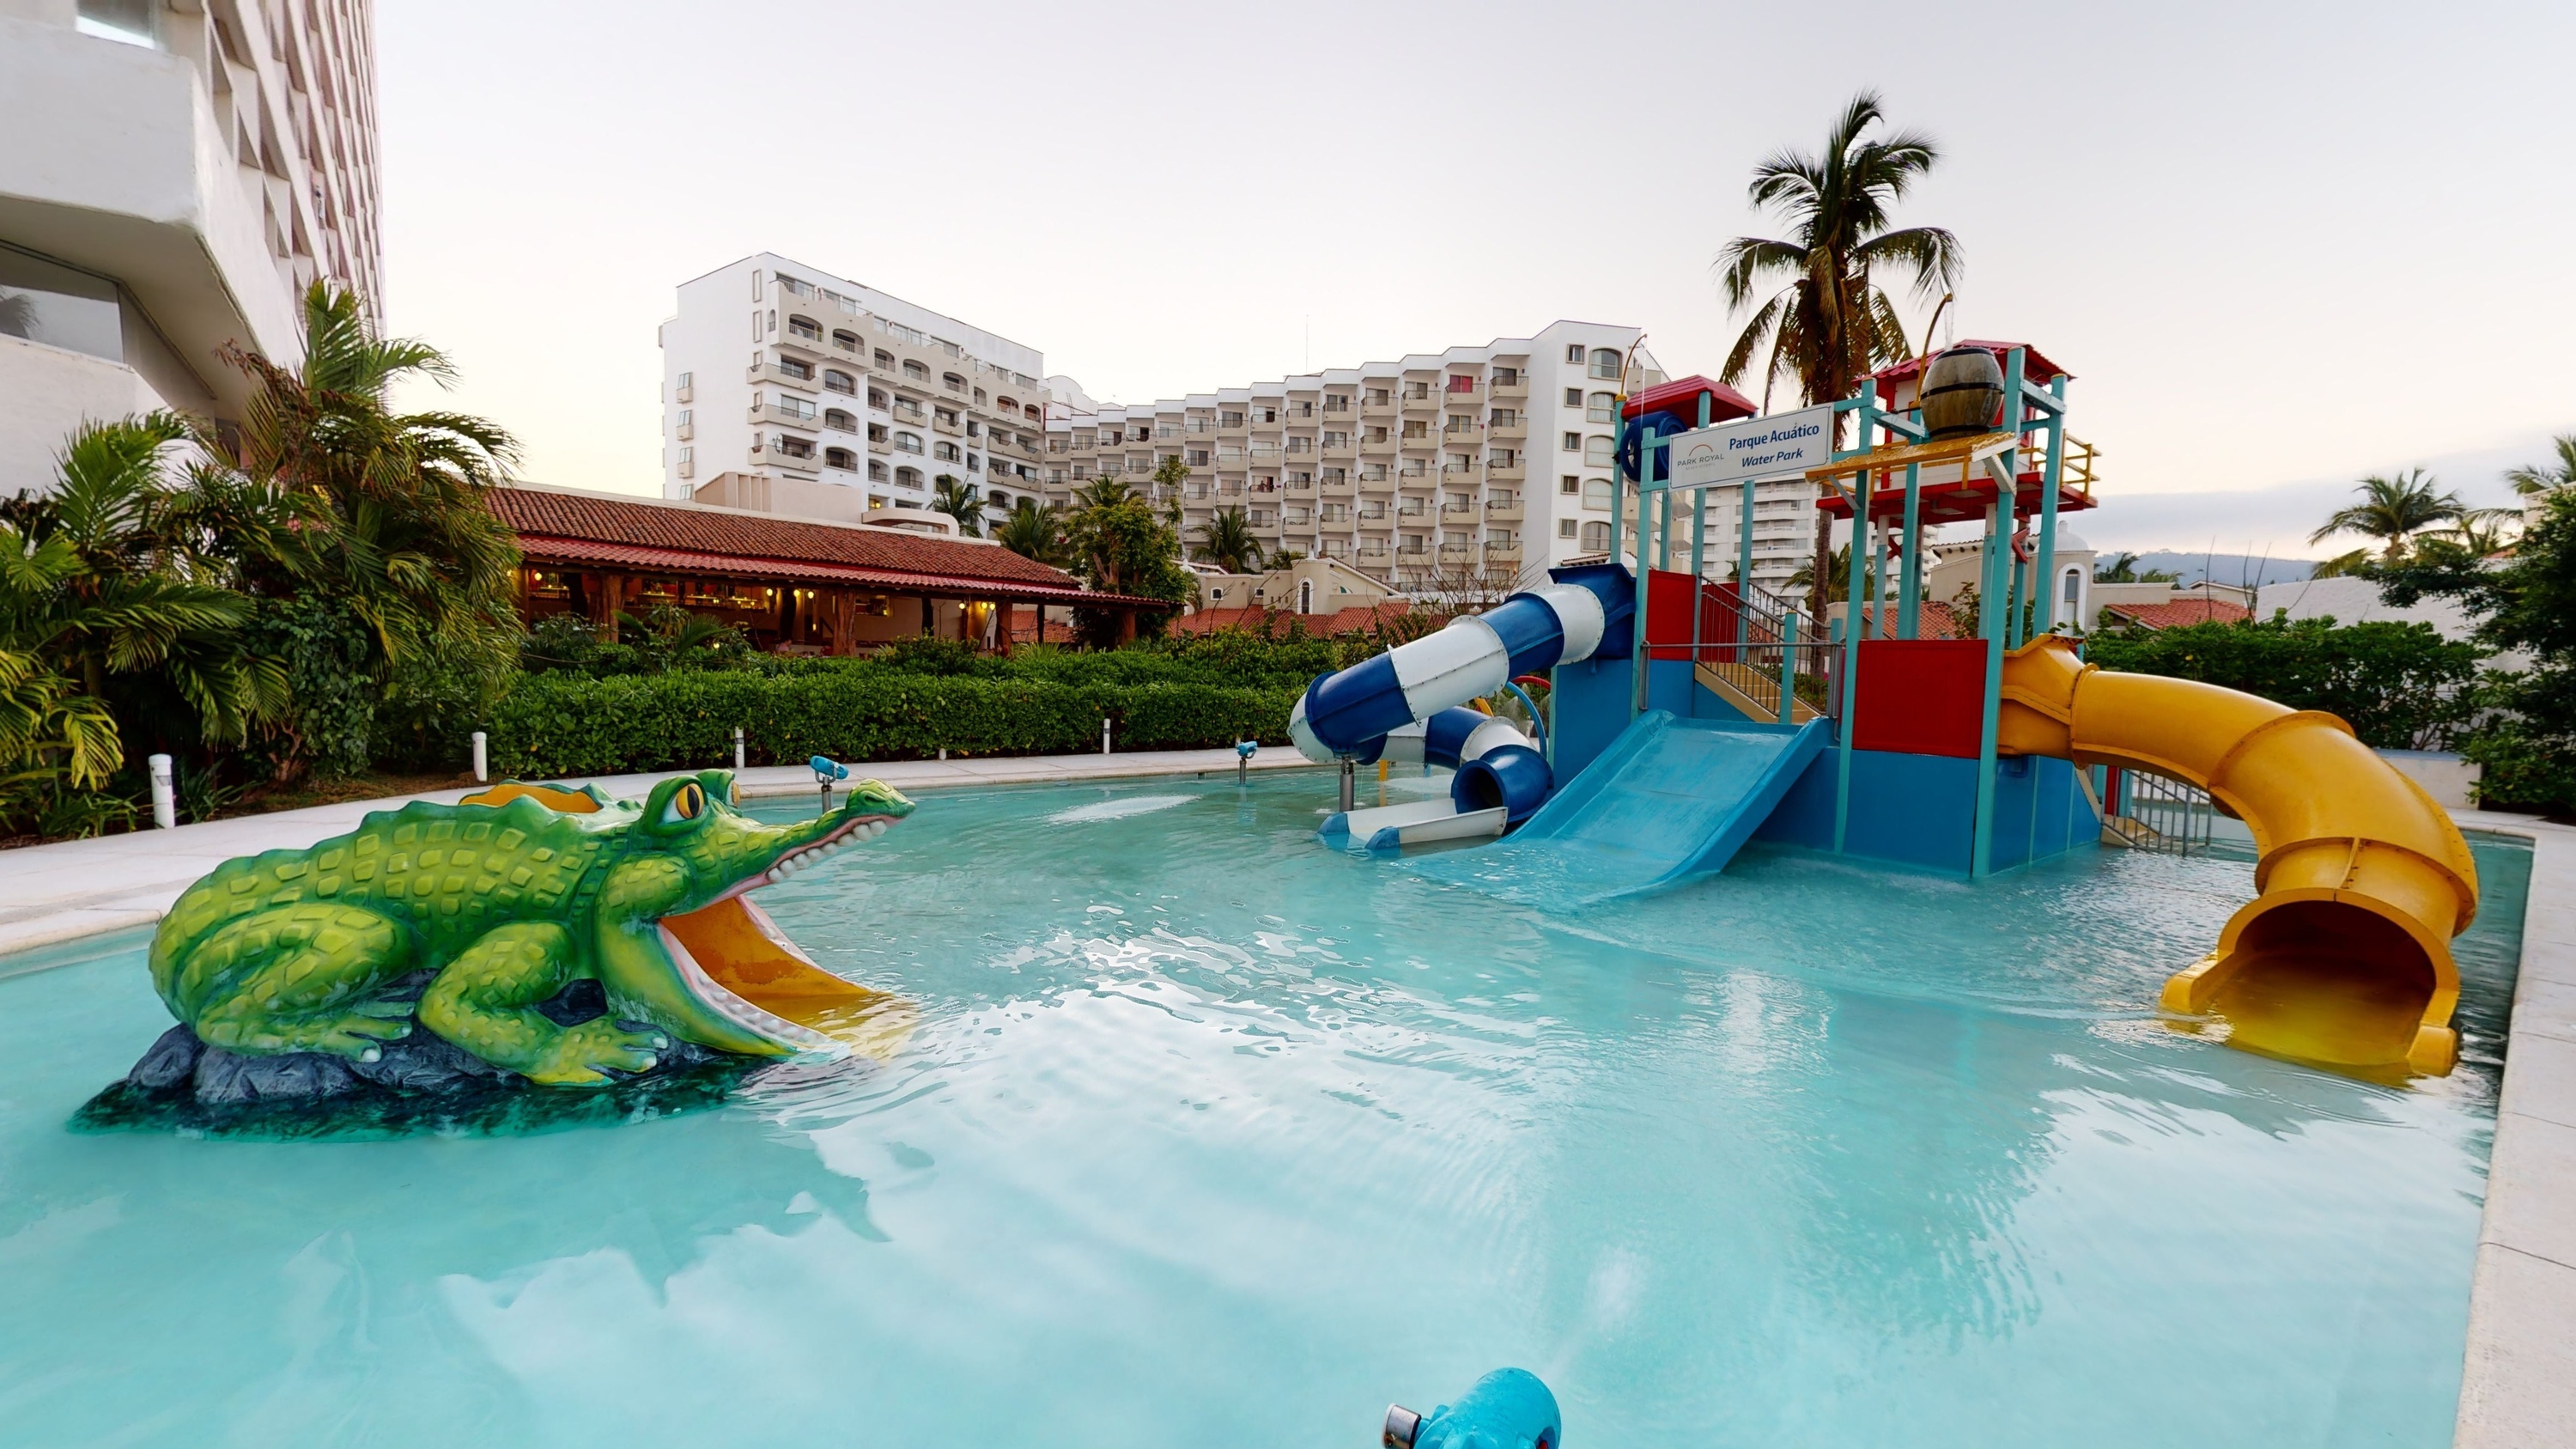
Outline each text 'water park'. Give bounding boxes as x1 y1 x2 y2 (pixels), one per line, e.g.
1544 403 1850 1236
13 343 2532 1449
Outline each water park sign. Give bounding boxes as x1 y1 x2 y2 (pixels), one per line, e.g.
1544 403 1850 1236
1665 405 1834 489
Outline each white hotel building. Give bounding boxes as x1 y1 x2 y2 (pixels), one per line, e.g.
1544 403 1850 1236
659 254 1051 525
655 258 1783 600
0 0 381 493
1038 323 1668 593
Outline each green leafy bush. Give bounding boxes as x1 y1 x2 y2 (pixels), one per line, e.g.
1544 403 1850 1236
2084 616 2480 750
242 593 379 779
485 667 1302 778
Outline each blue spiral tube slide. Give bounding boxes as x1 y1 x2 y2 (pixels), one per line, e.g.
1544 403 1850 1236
1291 575 1622 827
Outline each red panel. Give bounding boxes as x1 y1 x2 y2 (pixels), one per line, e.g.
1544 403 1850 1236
1852 639 1987 758
1621 374 1759 423
1643 569 1702 661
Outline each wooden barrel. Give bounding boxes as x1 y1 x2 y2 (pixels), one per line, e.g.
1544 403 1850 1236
1919 345 2003 440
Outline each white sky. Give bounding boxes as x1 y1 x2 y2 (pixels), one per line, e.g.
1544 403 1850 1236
379 0 2574 557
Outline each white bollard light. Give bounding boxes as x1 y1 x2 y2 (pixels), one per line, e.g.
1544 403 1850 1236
471 731 488 783
149 753 175 829
1102 718 1112 756
734 727 745 770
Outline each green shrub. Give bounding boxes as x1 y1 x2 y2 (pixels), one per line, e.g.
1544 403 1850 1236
486 667 1303 778
2085 616 2479 750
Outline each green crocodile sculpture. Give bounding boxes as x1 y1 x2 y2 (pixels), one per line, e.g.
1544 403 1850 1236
147 770 915 1087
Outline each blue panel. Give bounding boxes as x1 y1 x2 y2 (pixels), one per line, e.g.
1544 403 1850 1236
1483 594 1568 677
1644 658 1698 717
1422 706 1487 767
1695 681 1752 723
1547 655 1632 783
1845 751 1979 873
1302 654 1413 754
1754 746 1839 850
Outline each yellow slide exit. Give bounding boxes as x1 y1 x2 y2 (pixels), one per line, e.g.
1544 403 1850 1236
1998 638 2479 1079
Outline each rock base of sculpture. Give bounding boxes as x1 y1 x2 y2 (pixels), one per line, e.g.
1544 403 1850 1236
73 976 768 1141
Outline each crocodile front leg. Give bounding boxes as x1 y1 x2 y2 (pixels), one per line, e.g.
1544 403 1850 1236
417 922 669 1087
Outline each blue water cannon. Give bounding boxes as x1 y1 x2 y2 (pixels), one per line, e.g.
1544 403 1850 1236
1235 739 1258 786
1384 1368 1560 1449
811 755 849 811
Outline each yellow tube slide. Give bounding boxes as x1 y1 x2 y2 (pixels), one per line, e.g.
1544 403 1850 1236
1998 638 2478 1078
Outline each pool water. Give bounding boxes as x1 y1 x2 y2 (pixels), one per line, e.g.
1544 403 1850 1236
0 771 2530 1447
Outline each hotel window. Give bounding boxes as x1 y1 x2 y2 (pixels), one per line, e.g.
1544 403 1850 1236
677 410 692 429
1584 435 1614 466
1584 478 1613 509
1588 392 1616 423
1564 387 1583 408
677 447 692 467
1493 367 1519 386
1445 374 1475 393
1560 474 1579 494
1558 519 1577 539
1589 348 1622 380
1583 521 1611 550
1562 431 1582 452
1566 344 1584 363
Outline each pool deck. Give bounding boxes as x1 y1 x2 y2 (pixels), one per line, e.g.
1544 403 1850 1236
0 747 1312 965
2453 808 2576 1447
1 775 2567 1443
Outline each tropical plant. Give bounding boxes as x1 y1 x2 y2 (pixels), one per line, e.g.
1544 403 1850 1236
2308 468 2466 560
7 417 287 755
1714 91 1958 626
2505 434 2576 498
193 280 523 775
1191 506 1267 574
2421 508 2524 559
994 502 1070 569
1714 91 1960 417
2094 551 2179 583
2308 549 2373 579
1061 475 1194 646
930 474 985 537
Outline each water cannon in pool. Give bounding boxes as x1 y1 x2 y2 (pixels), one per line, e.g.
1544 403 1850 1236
1383 1368 1560 1449
1235 739 1258 787
810 755 850 812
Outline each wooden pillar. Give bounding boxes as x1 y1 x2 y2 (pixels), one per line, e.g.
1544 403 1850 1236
994 600 1013 657
827 591 856 657
592 573 623 629
1117 605 1137 646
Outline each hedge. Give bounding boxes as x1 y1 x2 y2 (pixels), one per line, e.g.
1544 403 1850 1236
486 668 1304 778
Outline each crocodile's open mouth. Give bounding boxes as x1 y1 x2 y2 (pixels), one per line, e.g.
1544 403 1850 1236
657 813 913 1059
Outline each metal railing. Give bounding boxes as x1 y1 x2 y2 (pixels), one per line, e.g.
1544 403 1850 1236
2107 770 2215 855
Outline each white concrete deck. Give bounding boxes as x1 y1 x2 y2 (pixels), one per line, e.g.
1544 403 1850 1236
1 774 2566 1440
2453 809 2576 1447
0 747 1313 965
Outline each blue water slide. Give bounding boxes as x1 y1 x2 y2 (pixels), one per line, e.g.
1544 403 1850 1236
1410 711 1831 903
1288 574 1625 765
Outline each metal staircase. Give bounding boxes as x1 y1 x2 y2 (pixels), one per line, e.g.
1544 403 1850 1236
1687 579 1826 726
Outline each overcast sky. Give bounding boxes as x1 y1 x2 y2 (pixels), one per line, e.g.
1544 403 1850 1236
378 0 2573 557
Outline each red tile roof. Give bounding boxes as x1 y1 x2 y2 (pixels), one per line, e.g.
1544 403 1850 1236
487 487 1167 607
1870 340 2073 387
1851 600 1967 640
2099 598 2251 630
1170 602 1436 638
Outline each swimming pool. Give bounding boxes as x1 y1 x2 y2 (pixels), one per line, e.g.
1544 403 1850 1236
0 771 2530 1446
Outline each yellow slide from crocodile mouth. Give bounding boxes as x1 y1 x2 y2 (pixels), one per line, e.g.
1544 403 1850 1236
1997 638 2478 1079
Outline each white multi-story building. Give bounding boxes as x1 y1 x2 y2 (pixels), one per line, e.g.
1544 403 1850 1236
0 0 381 492
1040 324 1665 595
659 254 1052 524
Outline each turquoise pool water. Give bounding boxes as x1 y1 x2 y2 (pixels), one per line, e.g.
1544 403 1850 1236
0 771 2530 1447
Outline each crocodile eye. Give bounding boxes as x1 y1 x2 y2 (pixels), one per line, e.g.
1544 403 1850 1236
663 782 706 825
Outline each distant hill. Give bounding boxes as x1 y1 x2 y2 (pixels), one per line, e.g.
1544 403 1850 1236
2101 551 2318 588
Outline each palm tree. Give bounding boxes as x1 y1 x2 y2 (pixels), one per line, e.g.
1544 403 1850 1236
1715 91 1960 417
1716 92 1959 625
930 475 985 537
994 502 1069 568
2506 435 2576 497
2310 469 2466 559
2094 551 2178 583
204 280 521 667
2309 549 2373 579
1191 506 1266 574
2425 508 2523 558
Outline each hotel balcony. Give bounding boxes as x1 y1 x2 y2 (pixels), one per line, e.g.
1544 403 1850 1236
749 401 822 429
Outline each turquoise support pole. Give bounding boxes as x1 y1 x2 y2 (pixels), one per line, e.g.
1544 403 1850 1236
1691 393 1710 664
1629 450 1655 719
1998 349 2027 648
1737 479 1756 592
1777 610 1798 725
1871 516 1891 639
2036 374 2067 634
1832 384 1878 855
1656 487 1674 571
1971 488 2012 879
1898 461 1923 638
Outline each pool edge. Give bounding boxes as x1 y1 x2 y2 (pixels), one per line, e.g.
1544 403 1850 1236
2452 810 2576 1448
